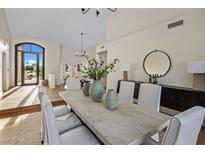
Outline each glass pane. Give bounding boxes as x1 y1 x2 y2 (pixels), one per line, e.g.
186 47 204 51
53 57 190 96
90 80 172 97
23 44 31 51
17 45 23 51
31 44 43 53
24 53 37 84
39 54 43 80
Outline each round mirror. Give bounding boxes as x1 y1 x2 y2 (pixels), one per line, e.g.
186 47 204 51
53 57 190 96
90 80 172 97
143 50 171 77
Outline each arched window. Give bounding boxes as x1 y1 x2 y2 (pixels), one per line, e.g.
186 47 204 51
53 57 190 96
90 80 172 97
15 42 45 86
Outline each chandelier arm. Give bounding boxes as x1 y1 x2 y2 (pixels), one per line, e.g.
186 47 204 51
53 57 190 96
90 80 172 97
107 8 117 12
82 8 90 14
81 33 83 53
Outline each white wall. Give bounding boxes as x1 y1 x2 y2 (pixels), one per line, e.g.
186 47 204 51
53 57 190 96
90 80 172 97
11 36 61 86
61 47 96 66
104 9 205 89
0 8 11 92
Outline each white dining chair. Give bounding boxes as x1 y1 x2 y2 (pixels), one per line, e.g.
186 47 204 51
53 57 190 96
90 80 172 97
138 83 162 112
38 87 81 144
142 106 205 145
42 94 81 129
38 86 71 117
42 96 99 145
118 81 135 103
138 83 162 142
65 77 81 91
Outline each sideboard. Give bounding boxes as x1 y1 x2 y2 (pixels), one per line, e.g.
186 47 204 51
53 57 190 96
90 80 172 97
117 80 205 112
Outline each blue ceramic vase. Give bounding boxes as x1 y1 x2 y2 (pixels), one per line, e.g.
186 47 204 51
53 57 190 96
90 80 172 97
89 80 104 102
105 89 118 110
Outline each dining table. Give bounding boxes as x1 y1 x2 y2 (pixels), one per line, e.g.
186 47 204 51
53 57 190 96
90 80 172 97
59 90 170 145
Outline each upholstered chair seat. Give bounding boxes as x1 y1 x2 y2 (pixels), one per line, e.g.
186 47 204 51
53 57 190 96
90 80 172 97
141 138 159 145
53 105 71 117
42 95 99 145
56 112 82 134
59 125 99 145
38 86 81 143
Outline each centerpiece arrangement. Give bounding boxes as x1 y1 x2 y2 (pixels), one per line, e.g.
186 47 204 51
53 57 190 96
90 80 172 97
77 51 119 102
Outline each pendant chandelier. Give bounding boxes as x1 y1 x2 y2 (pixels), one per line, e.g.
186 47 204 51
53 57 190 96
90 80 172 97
76 33 87 56
80 32 84 53
81 8 117 17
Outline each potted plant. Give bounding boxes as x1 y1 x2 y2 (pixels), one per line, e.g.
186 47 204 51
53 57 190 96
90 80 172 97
77 51 120 102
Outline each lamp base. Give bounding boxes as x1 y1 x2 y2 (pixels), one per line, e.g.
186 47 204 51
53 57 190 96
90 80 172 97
193 74 205 91
123 71 128 80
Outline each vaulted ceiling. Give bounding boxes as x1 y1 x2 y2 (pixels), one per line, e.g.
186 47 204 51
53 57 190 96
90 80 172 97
5 8 186 49
5 8 107 49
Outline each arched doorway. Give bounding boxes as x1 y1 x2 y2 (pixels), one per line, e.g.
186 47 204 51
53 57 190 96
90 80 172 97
15 42 45 86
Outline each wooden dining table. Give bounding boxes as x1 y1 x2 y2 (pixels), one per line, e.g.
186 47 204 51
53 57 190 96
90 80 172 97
59 90 170 145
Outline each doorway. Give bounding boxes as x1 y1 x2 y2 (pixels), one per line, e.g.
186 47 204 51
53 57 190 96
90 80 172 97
15 43 45 86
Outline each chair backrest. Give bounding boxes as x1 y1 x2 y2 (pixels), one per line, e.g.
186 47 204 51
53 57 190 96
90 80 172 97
38 86 46 104
162 106 205 145
138 83 161 112
42 95 60 145
66 77 81 90
118 81 135 103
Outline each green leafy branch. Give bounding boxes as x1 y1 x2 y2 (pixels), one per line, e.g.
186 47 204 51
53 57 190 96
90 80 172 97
76 51 120 81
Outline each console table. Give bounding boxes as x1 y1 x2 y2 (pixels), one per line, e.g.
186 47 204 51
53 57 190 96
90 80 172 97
117 80 205 112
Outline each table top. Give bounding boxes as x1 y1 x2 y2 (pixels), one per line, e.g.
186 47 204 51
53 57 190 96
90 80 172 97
59 90 170 145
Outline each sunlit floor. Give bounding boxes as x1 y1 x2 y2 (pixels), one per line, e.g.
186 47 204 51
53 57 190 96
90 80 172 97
24 78 37 84
0 86 38 110
0 112 41 144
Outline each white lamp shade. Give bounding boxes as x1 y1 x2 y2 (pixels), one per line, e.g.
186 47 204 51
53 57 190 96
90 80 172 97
187 61 205 73
121 64 130 71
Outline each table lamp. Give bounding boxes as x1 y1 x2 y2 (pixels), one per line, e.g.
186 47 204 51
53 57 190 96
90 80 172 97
121 64 130 80
187 60 205 91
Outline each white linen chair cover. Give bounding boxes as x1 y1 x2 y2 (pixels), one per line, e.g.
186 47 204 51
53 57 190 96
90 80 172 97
42 99 61 145
38 86 48 143
38 87 81 143
143 106 205 145
162 106 205 145
41 94 81 135
42 96 99 145
118 81 135 103
65 77 81 91
138 83 161 112
38 85 46 103
55 112 82 134
38 86 71 117
138 83 162 142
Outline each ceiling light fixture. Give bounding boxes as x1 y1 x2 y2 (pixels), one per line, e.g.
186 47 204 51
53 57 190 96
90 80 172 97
80 32 84 53
76 33 87 57
81 8 117 17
